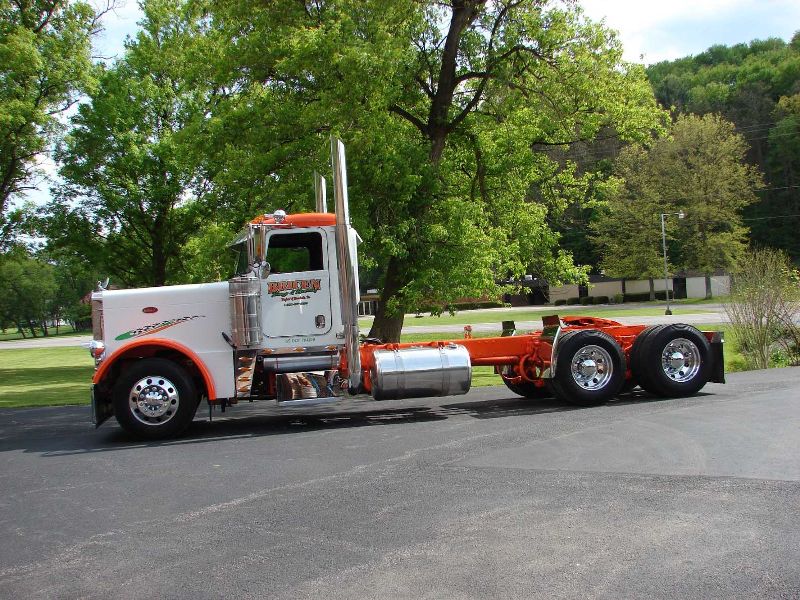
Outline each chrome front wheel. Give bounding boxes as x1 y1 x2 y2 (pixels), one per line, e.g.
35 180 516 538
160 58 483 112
113 358 198 439
129 375 180 425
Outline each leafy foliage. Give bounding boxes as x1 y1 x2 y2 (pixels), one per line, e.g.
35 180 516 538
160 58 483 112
198 0 665 340
0 0 97 240
45 0 210 287
0 246 57 336
593 114 762 295
647 33 800 260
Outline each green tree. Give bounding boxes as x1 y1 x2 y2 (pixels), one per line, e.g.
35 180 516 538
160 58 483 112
765 93 800 259
46 0 208 287
45 248 99 331
594 114 762 298
591 149 666 300
647 33 800 259
0 0 99 239
0 247 57 337
201 0 665 341
175 221 236 284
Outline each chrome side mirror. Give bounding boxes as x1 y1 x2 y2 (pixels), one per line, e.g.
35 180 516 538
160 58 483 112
257 261 271 279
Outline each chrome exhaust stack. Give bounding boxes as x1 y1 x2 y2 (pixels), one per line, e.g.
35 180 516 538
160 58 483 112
331 137 362 392
314 171 328 213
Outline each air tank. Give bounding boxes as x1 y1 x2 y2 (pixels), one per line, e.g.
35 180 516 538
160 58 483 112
370 344 472 401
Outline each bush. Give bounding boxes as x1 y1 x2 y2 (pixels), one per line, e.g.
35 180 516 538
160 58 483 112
554 299 567 306
455 300 505 310
566 297 580 305
613 293 624 304
420 300 505 313
593 295 609 305
725 248 800 369
623 291 667 302
579 296 592 305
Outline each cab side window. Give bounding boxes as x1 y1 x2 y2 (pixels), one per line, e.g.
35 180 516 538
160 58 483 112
267 232 323 274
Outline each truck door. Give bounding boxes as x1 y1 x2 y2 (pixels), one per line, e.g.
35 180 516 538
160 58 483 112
262 229 333 338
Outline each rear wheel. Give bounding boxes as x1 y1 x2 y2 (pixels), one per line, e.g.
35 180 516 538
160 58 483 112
499 366 551 399
631 324 711 397
112 358 199 439
629 325 668 395
548 330 625 407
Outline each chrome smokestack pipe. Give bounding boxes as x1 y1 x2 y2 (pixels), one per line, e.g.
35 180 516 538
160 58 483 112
331 137 361 392
314 171 327 213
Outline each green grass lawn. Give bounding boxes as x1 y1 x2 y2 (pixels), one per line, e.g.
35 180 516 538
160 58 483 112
0 347 94 408
360 305 713 329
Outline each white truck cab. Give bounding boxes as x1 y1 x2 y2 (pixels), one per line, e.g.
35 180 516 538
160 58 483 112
90 139 363 438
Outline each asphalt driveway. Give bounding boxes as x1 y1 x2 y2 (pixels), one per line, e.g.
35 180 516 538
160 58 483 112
0 368 798 598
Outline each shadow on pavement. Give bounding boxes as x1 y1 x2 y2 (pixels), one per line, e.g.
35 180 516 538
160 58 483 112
0 389 708 457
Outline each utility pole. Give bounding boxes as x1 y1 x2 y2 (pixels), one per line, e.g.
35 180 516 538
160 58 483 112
661 210 685 315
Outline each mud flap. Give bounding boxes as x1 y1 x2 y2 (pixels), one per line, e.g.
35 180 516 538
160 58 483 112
709 333 725 384
91 384 113 428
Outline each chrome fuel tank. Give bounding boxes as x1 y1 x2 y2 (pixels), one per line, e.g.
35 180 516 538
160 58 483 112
370 344 472 401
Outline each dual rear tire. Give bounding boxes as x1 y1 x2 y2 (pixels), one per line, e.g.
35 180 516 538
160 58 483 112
630 324 711 397
502 325 712 407
548 330 626 407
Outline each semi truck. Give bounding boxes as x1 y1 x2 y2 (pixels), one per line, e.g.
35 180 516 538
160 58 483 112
89 138 724 439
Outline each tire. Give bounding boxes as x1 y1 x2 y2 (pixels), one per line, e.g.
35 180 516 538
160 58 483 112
548 330 625 407
629 325 669 395
499 366 551 399
112 358 199 439
631 324 711 398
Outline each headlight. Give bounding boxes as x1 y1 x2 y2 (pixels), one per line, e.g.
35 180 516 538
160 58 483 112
89 340 106 365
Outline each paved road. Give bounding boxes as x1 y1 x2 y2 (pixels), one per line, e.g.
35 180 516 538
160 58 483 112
0 333 93 350
0 304 727 349
1 368 798 599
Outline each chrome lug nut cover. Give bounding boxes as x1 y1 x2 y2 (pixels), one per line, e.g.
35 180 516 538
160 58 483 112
661 338 701 382
129 376 179 425
570 344 613 390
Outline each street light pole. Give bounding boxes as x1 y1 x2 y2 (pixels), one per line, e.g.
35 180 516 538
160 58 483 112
661 210 685 316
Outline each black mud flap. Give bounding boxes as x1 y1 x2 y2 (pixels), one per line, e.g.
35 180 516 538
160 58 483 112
91 384 113 428
709 332 725 384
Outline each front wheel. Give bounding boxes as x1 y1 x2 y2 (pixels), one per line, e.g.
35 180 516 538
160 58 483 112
548 330 625 407
112 358 199 439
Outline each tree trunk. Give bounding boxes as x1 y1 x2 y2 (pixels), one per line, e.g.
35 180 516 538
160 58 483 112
27 319 37 338
648 278 655 301
705 274 712 299
152 232 167 286
17 324 26 339
367 257 406 342
41 319 49 336
369 2 483 341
